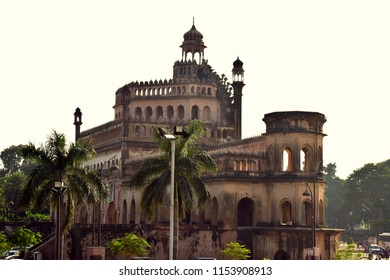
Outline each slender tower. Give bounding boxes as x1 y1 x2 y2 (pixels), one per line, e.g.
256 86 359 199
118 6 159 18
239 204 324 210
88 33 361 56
73 107 82 142
232 57 245 139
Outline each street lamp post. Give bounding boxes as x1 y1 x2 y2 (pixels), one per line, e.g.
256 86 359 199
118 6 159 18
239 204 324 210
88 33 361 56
156 125 185 260
52 180 66 260
302 161 321 260
303 182 314 259
159 131 176 260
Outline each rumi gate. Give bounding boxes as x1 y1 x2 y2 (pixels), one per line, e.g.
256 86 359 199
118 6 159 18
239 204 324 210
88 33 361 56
68 22 343 260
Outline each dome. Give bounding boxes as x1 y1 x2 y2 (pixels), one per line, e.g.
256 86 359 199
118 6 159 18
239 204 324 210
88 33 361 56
233 57 243 68
183 24 204 43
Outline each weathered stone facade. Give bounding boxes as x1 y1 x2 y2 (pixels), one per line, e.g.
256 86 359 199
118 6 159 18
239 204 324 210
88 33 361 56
70 22 343 260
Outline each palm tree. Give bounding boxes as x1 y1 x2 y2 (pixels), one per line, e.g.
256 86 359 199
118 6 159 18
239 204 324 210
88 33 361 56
20 130 108 258
129 120 216 259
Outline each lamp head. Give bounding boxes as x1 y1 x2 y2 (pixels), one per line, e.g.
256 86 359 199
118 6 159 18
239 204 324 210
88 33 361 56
302 189 311 197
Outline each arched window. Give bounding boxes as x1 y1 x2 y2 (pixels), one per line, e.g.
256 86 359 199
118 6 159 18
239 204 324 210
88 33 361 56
135 125 140 136
207 87 212 95
130 199 136 224
122 200 128 224
237 198 254 226
211 197 218 225
282 147 293 171
135 107 142 119
156 106 163 119
301 201 312 225
281 200 292 224
191 105 199 120
167 105 174 119
300 145 312 172
191 86 195 93
178 105 185 120
146 106 153 121
203 106 211 120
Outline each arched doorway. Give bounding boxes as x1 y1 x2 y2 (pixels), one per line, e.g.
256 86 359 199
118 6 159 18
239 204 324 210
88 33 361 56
106 202 117 224
237 197 254 227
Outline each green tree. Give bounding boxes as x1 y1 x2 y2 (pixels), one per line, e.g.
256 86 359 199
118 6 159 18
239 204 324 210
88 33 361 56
9 226 42 251
324 163 345 227
0 145 24 176
221 241 251 260
0 231 11 258
20 130 109 229
129 120 216 259
334 243 363 260
340 160 390 236
0 145 34 176
106 233 151 259
0 172 27 218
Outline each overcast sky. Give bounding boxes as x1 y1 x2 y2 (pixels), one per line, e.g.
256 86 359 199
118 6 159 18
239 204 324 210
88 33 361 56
1 0 390 179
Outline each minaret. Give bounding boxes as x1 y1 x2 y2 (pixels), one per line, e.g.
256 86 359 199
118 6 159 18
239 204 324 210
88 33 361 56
232 57 245 139
73 107 82 142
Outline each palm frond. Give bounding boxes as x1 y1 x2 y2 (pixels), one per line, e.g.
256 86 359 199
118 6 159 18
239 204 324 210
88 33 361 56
130 156 169 188
140 171 170 219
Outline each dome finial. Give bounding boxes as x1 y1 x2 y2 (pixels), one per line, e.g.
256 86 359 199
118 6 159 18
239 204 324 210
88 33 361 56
193 17 195 26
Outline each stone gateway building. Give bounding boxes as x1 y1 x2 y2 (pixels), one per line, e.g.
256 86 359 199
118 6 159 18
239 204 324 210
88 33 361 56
69 22 343 260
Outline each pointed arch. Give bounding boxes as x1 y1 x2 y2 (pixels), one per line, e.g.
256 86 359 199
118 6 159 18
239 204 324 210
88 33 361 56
237 197 254 227
106 202 117 224
167 105 174 120
135 107 142 119
282 146 293 171
145 106 153 121
202 106 211 120
281 200 292 224
156 106 163 119
300 145 312 172
211 197 218 225
191 105 199 120
122 199 128 224
130 199 136 224
178 105 185 120
301 200 312 225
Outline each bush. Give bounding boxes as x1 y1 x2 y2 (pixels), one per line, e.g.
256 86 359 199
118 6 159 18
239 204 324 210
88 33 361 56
221 241 251 260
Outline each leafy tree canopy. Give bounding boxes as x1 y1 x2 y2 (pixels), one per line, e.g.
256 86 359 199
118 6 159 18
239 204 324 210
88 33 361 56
9 226 42 250
324 163 345 227
340 159 390 235
221 241 251 260
20 130 108 229
106 233 150 259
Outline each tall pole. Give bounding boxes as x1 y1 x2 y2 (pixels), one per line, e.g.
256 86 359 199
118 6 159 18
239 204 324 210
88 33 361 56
169 139 175 260
53 180 65 260
56 191 61 260
313 160 321 260
313 170 316 259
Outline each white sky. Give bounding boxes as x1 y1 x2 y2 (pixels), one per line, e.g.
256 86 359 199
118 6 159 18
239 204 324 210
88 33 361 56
1 0 390 179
